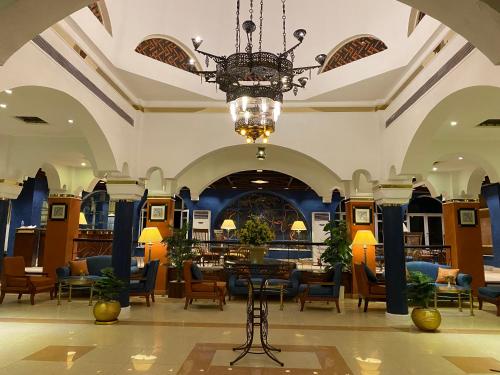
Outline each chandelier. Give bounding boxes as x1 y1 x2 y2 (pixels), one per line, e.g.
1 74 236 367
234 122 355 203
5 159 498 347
189 0 326 144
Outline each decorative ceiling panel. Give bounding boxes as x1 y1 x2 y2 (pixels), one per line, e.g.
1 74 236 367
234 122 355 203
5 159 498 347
135 38 192 72
322 36 387 73
88 2 103 24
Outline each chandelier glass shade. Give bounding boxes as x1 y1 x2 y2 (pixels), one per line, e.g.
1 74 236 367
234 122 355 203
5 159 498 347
190 0 326 143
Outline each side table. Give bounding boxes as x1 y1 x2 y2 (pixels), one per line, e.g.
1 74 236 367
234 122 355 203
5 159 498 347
57 277 96 306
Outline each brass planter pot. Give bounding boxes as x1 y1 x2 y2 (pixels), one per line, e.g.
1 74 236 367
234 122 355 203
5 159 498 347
93 300 121 325
411 307 441 332
249 246 268 264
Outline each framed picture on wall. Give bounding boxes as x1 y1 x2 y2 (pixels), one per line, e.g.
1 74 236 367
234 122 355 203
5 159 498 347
149 204 167 222
353 207 372 225
458 208 477 227
49 203 67 221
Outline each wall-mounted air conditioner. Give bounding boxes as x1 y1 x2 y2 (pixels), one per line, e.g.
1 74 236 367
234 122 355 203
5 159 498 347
312 212 330 264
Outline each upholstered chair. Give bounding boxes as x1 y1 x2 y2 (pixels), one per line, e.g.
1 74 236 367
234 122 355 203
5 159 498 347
0 256 55 305
183 260 226 310
354 262 386 312
299 263 343 312
129 260 159 306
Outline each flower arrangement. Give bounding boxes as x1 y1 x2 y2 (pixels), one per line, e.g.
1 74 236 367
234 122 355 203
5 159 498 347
238 216 275 246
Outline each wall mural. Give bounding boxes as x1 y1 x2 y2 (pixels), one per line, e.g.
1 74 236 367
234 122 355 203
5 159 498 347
215 193 308 241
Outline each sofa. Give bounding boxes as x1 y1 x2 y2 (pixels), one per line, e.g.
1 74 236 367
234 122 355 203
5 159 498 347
406 261 472 290
56 255 140 280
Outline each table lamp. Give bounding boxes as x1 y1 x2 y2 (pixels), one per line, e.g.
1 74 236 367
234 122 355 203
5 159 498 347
138 227 163 260
352 230 377 264
79 212 87 227
291 220 307 239
221 219 236 239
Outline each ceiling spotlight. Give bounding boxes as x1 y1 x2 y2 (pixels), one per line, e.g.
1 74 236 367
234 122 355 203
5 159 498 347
257 169 263 173
232 186 237 189
81 162 87 167
256 147 266 160
0 103 7 109
432 167 438 171
258 187 263 190
450 121 458 127
458 156 464 160
4 89 12 95
68 119 74 124
251 179 269 184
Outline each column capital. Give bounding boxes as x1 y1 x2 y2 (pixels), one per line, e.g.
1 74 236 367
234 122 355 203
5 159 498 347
0 179 23 199
107 178 145 201
373 183 413 206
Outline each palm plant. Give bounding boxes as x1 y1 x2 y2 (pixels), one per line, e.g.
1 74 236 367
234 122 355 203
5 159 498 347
94 268 126 301
163 225 199 281
407 271 436 308
320 220 352 272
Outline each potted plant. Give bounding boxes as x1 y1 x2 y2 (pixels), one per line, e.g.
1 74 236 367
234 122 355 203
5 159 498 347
320 220 353 295
163 225 199 297
238 216 275 263
407 271 441 332
93 267 125 325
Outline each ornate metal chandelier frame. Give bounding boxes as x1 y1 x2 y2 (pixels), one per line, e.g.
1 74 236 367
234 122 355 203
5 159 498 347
189 0 327 142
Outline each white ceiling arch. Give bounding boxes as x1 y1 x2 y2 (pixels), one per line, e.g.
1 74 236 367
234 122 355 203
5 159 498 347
174 144 343 202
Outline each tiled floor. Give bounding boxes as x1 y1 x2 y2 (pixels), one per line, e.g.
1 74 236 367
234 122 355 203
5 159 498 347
0 293 499 374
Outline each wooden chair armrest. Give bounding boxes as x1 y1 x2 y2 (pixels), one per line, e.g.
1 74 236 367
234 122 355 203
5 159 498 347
26 272 49 276
305 281 336 286
6 275 30 280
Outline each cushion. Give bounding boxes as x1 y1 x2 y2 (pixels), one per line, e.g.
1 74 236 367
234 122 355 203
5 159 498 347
4 257 25 277
307 285 334 297
478 286 500 299
436 267 459 284
6 276 28 287
29 276 54 288
69 260 89 276
192 282 216 292
86 256 112 276
364 264 378 283
191 263 203 280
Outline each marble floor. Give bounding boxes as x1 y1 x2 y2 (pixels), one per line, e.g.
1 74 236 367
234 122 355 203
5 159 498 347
0 293 499 375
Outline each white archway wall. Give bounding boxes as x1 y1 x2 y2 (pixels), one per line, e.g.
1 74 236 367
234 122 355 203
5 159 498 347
0 28 139 174
381 36 500 177
174 145 343 203
138 111 382 182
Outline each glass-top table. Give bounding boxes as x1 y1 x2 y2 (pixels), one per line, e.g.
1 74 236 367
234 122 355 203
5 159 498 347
57 276 97 306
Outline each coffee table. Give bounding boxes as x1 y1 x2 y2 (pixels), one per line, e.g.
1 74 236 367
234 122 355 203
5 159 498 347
57 277 96 306
434 285 474 316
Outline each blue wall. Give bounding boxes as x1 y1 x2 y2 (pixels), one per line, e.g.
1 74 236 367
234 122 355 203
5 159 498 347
180 188 342 240
7 174 49 255
482 183 500 267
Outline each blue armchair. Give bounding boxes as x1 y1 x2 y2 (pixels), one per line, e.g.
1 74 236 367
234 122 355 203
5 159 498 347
406 261 472 290
129 260 159 306
298 263 343 313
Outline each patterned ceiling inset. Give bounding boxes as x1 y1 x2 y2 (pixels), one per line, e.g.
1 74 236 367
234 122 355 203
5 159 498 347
322 36 388 73
135 38 193 73
88 2 103 24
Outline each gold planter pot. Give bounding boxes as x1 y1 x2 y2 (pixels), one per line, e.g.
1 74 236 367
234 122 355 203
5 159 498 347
93 300 121 325
248 246 268 264
411 307 441 332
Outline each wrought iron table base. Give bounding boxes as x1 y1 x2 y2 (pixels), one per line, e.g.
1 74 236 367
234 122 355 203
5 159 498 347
231 281 284 367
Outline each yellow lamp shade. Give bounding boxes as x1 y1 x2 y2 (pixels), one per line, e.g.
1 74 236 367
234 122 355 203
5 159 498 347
352 230 377 246
79 212 87 225
291 220 307 231
138 227 163 244
221 219 236 230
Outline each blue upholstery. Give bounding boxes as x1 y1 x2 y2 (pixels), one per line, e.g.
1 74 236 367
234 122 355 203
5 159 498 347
191 262 203 281
228 269 302 298
364 264 378 283
478 286 500 298
130 260 159 293
56 256 139 280
299 263 342 298
406 261 472 290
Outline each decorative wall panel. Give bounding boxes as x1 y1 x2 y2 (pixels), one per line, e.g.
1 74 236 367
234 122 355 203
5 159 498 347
216 193 307 240
135 38 193 72
322 36 387 73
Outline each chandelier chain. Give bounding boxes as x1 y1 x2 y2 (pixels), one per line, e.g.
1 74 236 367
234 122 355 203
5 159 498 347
259 0 264 52
281 0 287 52
249 0 254 48
235 0 241 52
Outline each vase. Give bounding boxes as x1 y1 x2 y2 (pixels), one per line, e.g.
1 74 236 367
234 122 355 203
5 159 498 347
93 300 121 325
249 246 268 264
411 307 441 332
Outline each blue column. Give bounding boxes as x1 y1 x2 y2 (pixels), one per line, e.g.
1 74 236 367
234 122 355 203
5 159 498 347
111 200 134 307
482 183 500 267
382 204 408 315
0 199 9 273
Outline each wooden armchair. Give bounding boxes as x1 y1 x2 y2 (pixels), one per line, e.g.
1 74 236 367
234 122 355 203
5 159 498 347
183 260 226 311
129 260 159 306
299 263 342 312
354 263 386 312
0 256 55 305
